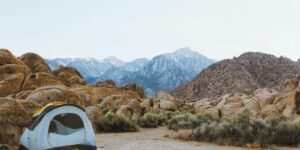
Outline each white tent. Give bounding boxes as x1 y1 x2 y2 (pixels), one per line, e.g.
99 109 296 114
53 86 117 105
19 102 97 150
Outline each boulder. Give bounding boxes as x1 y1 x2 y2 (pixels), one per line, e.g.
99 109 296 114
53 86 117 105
0 49 28 66
157 99 178 112
0 97 31 149
96 80 116 87
70 85 123 106
19 53 52 74
116 99 142 119
0 73 26 97
13 90 33 99
0 64 30 75
0 144 11 150
0 50 31 97
21 72 64 91
25 86 85 108
17 100 42 115
152 91 179 111
123 83 146 99
71 85 141 106
216 93 246 117
274 90 300 117
53 66 85 87
242 97 261 116
259 104 279 118
252 88 278 107
216 93 248 106
193 100 215 113
218 102 244 117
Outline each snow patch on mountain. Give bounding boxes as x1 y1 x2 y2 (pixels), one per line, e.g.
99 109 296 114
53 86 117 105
46 48 215 96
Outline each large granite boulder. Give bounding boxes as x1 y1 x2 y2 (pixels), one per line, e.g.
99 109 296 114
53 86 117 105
252 88 278 107
0 97 31 149
19 53 52 74
153 91 179 111
274 90 300 117
122 83 146 99
71 85 141 106
25 86 85 108
21 72 64 91
53 66 86 87
0 49 31 97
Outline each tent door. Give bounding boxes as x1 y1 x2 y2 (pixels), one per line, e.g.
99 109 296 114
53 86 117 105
47 113 85 147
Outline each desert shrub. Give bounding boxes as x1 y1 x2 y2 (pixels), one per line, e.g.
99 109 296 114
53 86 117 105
167 113 198 131
95 112 138 132
194 113 215 126
191 109 300 147
137 113 160 128
194 110 261 146
270 121 300 146
157 111 172 125
137 112 168 128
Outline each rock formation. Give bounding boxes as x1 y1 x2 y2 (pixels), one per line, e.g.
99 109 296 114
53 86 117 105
53 66 86 87
191 74 300 118
25 86 85 108
0 98 31 149
152 91 179 111
122 83 146 99
21 72 64 91
1 49 299 149
173 52 300 100
19 53 52 74
0 49 31 97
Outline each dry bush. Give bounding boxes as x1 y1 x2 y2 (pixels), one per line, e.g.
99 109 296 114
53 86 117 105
95 112 138 132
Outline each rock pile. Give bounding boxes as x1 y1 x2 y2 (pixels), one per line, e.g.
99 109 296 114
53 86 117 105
0 49 150 149
53 66 86 87
1 49 299 149
173 52 300 100
191 75 300 119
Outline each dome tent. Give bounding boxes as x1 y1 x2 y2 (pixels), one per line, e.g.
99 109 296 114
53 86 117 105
19 102 97 150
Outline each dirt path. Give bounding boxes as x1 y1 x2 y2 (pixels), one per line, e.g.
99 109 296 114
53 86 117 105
96 127 256 150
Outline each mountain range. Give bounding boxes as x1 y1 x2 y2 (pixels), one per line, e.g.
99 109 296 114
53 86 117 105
46 47 215 96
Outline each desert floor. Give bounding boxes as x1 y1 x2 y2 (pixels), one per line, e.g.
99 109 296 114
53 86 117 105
96 127 299 150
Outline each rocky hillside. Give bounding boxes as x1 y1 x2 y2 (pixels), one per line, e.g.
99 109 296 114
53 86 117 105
47 47 215 96
0 49 299 149
0 49 179 149
173 52 300 100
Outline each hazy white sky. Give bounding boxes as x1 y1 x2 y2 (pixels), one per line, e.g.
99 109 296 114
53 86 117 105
0 0 299 61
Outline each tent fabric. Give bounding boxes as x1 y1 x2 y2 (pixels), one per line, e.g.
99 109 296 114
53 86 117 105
48 129 85 147
27 103 85 131
19 104 97 150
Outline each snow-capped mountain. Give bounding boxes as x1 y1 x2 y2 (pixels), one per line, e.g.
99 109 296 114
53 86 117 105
103 56 126 67
46 47 215 96
118 47 215 95
47 58 113 78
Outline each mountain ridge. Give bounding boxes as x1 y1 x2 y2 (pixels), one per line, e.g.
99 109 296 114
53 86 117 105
47 48 215 96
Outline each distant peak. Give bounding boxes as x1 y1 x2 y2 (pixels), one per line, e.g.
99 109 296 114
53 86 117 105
103 56 120 60
103 56 126 67
174 47 194 53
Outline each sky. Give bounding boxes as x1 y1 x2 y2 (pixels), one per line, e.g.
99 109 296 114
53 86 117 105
0 0 299 61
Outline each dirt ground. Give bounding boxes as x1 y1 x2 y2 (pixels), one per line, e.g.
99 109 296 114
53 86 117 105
96 127 299 150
